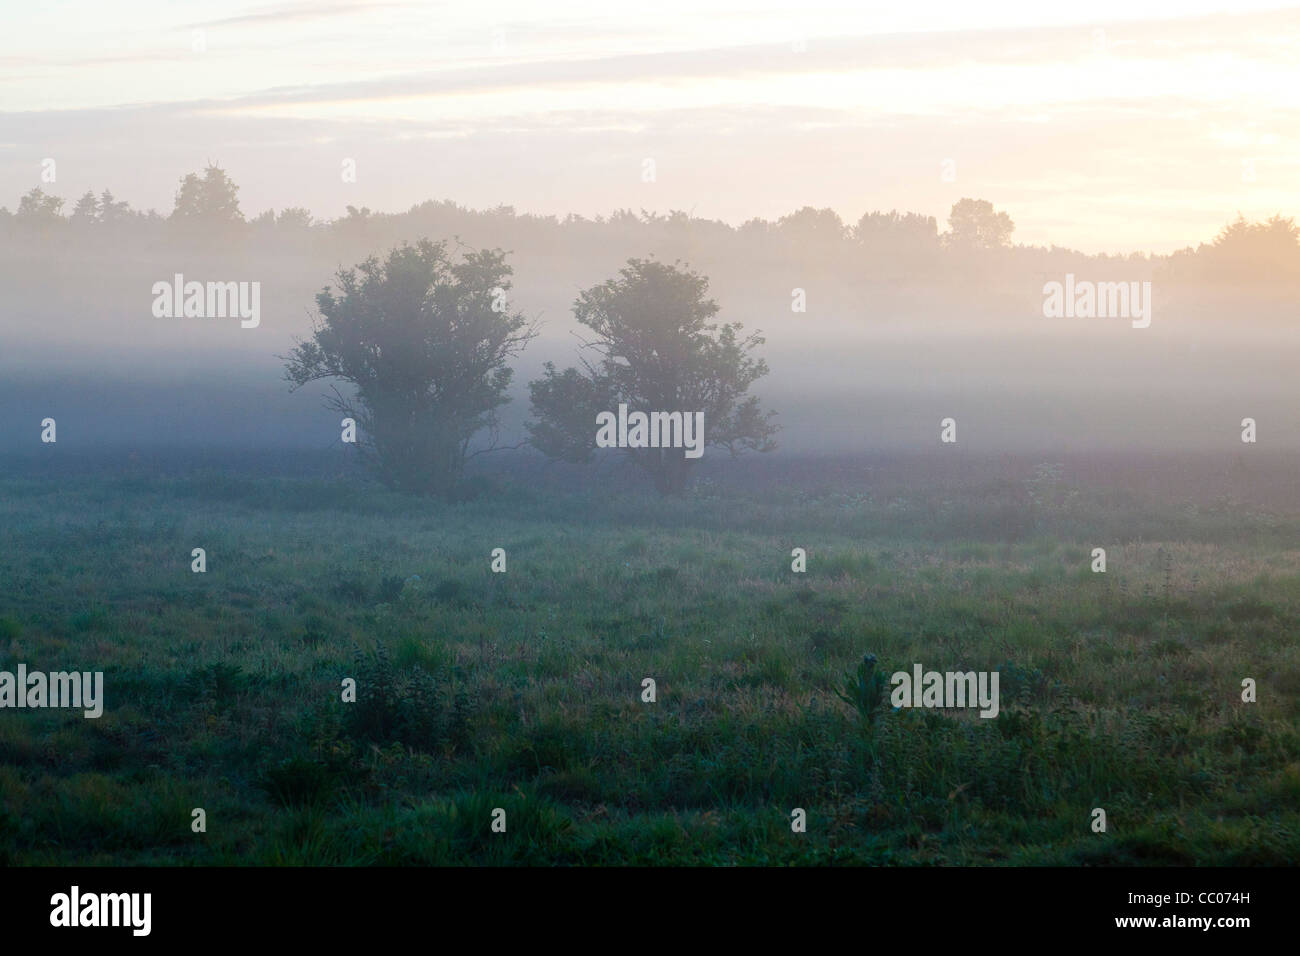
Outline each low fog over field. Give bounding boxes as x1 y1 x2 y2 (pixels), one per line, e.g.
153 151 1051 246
2 193 1297 460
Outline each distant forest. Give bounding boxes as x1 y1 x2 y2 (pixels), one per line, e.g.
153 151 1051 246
5 163 1299 292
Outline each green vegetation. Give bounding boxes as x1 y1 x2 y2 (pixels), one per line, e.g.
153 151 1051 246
0 463 1296 865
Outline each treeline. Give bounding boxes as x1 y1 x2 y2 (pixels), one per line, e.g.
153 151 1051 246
4 163 1299 286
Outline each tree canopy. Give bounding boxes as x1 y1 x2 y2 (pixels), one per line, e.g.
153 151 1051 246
285 239 536 496
172 163 243 227
528 258 776 495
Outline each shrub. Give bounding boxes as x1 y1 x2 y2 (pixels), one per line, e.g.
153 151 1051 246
836 653 888 727
344 642 474 754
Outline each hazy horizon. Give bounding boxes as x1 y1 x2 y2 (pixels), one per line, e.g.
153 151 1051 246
5 0 1300 254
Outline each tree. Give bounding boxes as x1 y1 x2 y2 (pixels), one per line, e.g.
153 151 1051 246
284 239 537 496
854 209 938 252
277 207 314 230
16 188 65 227
332 204 375 242
171 163 243 227
1201 213 1300 279
776 206 847 244
98 189 132 226
528 258 777 495
855 209 940 275
945 198 1014 250
71 191 100 226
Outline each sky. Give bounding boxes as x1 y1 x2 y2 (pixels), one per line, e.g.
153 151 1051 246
2 0 1298 253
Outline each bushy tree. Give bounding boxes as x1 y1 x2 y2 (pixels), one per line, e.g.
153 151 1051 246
776 206 847 244
945 198 1014 250
855 209 939 251
284 239 536 496
171 163 243 227
70 191 100 226
528 258 776 495
277 207 314 230
98 189 132 226
855 209 941 275
1202 213 1300 279
16 188 64 226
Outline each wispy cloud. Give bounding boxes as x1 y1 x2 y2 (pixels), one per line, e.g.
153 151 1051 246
2 2 1296 253
182 1 417 30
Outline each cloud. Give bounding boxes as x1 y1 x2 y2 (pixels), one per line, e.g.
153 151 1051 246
136 6 1287 116
182 1 416 30
10 6 1299 105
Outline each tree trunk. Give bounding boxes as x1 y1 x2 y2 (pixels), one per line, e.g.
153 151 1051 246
650 450 690 496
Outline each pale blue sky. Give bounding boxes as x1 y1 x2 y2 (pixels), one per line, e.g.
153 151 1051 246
3 0 1298 251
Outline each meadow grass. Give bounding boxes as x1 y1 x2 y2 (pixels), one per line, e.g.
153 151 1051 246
0 460 1296 865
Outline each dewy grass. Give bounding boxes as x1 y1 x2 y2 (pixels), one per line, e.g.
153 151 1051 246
0 463 1297 865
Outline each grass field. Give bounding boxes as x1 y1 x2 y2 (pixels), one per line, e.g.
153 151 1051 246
1 453 1297 865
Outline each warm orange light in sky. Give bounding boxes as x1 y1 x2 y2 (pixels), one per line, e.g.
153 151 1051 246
3 0 1298 252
